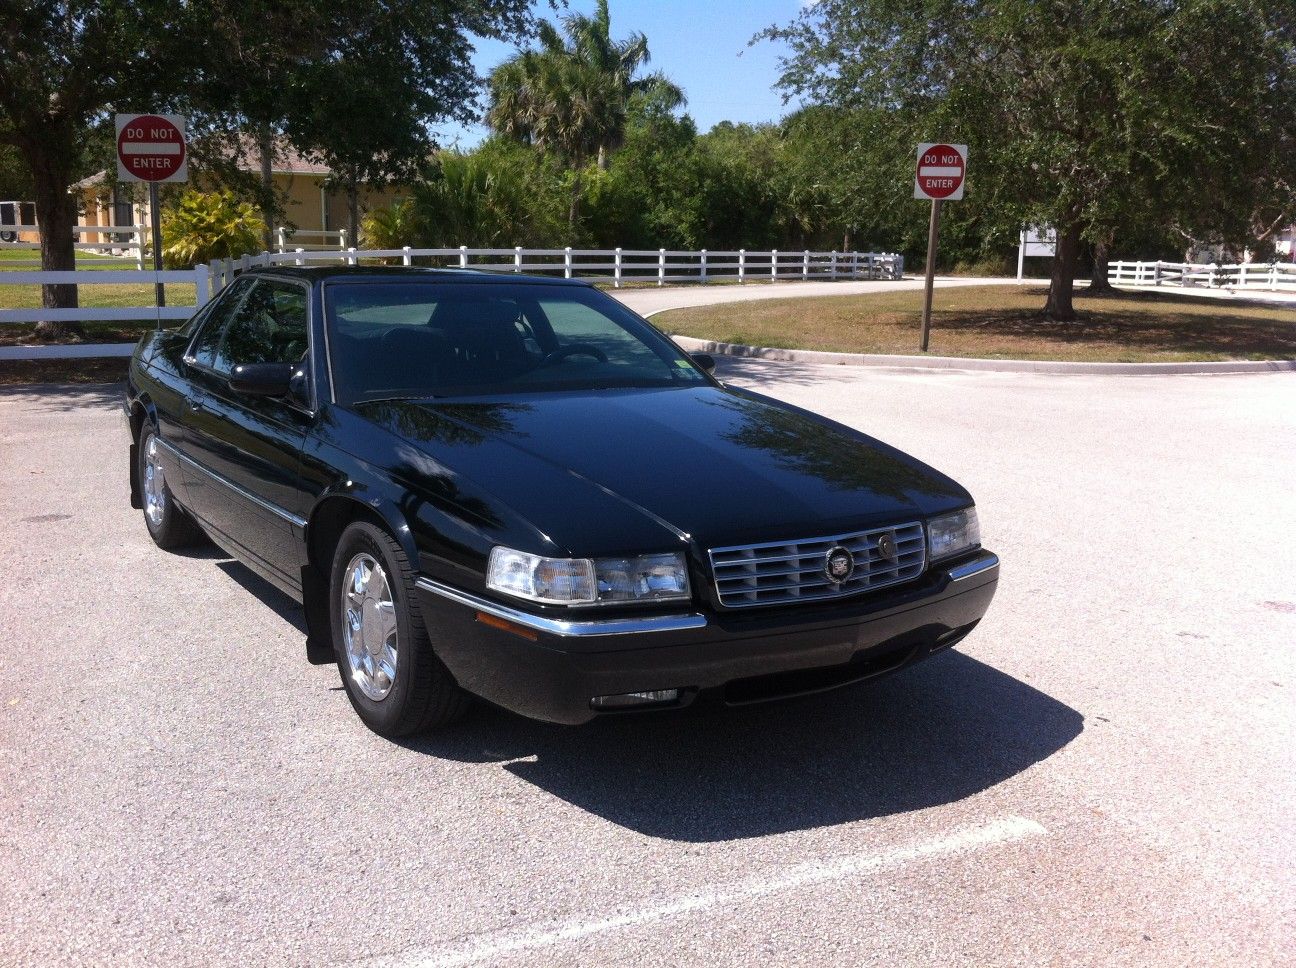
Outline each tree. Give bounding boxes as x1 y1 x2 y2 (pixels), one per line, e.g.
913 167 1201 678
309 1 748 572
0 1 538 334
762 0 1296 320
0 2 197 333
487 0 684 227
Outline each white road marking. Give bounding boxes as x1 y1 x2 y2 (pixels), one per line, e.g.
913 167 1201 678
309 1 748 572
376 815 1046 968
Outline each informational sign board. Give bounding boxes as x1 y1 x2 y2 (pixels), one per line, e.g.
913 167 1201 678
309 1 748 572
116 114 188 184
1017 226 1056 281
914 143 967 201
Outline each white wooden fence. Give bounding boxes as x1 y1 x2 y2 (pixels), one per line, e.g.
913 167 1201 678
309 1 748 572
1109 259 1296 291
0 224 149 268
0 245 904 335
212 245 905 294
275 227 349 252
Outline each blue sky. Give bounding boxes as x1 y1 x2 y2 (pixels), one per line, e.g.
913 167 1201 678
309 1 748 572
437 0 807 148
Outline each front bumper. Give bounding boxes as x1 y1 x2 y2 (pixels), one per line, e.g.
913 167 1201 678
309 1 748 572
415 550 999 725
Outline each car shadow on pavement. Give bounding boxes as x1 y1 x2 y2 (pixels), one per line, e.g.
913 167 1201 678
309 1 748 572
404 650 1083 842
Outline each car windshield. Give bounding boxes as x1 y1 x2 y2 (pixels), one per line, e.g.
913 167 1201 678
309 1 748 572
324 281 710 404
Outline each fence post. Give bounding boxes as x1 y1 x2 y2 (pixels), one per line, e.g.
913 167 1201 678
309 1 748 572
738 249 746 284
293 247 305 267
459 245 468 269
338 229 348 251
851 251 858 279
658 248 665 287
564 246 573 279
402 246 412 267
1154 261 1162 286
802 250 810 280
276 227 286 253
194 265 210 307
1181 262 1188 287
240 253 250 273
1238 262 1248 288
1208 262 1218 287
771 249 778 281
135 228 145 272
347 247 357 267
1269 263 1278 289
613 247 623 288
513 246 523 273
699 248 708 284
830 250 838 280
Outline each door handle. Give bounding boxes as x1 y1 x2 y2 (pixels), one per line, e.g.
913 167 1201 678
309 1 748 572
187 395 205 413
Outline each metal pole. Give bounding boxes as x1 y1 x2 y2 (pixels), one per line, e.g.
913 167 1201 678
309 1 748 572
920 199 942 352
150 182 165 316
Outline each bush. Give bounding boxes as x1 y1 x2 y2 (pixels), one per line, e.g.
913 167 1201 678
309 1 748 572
361 198 423 249
161 190 265 269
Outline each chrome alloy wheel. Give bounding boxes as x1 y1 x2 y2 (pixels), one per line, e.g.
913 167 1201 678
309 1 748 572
143 433 167 527
341 553 399 701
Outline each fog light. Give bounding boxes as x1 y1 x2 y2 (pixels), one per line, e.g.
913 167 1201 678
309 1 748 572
590 689 681 710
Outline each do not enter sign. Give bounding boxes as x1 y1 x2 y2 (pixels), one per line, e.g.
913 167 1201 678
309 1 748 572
914 143 966 201
116 114 188 184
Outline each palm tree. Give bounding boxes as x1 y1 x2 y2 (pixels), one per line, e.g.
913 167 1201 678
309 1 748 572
487 0 685 227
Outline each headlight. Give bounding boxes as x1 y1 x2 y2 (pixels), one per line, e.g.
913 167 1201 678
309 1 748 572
928 507 981 561
487 547 690 606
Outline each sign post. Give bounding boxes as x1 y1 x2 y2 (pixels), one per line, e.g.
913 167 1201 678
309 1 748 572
116 114 188 312
913 143 967 351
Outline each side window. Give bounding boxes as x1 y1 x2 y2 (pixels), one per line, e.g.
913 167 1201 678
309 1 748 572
212 279 309 375
188 278 254 369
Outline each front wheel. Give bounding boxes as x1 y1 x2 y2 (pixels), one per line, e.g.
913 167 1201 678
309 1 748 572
138 425 205 549
329 521 469 736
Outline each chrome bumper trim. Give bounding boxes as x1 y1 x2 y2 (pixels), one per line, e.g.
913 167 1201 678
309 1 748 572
947 553 999 582
415 577 708 637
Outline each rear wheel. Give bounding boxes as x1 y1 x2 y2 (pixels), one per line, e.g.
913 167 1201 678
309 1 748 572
329 521 469 736
138 425 204 549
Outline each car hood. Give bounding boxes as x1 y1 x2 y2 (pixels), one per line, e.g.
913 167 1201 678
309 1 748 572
354 386 969 556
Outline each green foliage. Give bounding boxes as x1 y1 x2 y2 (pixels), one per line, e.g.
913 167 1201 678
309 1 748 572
361 199 424 250
161 191 265 269
760 0 1296 316
410 147 566 248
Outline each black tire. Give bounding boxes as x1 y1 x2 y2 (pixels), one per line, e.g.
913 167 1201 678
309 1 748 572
329 520 470 736
137 424 205 550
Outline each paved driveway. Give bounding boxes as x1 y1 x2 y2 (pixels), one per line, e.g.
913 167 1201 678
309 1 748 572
1 363 1293 966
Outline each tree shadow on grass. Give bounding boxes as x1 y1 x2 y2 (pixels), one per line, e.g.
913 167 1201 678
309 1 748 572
937 288 1296 358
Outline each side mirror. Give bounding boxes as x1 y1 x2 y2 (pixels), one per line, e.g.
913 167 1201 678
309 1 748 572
691 352 717 374
229 362 294 397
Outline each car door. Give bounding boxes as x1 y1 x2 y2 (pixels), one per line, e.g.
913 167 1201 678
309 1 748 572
178 276 313 589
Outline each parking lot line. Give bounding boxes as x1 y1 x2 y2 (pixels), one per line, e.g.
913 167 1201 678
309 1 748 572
376 815 1047 968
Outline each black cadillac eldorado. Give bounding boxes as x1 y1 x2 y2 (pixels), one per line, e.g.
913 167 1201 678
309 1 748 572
125 267 998 737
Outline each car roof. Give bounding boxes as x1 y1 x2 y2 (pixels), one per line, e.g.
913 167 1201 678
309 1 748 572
243 265 594 288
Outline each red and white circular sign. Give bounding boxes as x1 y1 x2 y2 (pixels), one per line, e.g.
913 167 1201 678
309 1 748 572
914 143 967 201
117 114 187 183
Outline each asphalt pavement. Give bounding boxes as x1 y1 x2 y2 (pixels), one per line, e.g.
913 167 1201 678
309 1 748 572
1 362 1293 966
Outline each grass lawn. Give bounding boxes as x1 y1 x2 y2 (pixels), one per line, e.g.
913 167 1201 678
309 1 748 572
656 285 1296 362
0 249 196 345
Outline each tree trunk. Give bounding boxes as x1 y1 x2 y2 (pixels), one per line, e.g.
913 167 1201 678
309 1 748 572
257 124 275 251
347 175 360 246
842 228 852 252
28 137 82 339
567 169 582 229
1088 235 1116 294
1044 223 1083 320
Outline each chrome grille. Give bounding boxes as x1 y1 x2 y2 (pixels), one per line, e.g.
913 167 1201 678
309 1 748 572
708 522 926 608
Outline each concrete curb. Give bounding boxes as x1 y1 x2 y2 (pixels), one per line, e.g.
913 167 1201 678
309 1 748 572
0 342 135 360
668 335 1296 376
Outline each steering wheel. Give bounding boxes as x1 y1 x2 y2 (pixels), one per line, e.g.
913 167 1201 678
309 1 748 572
537 343 609 368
